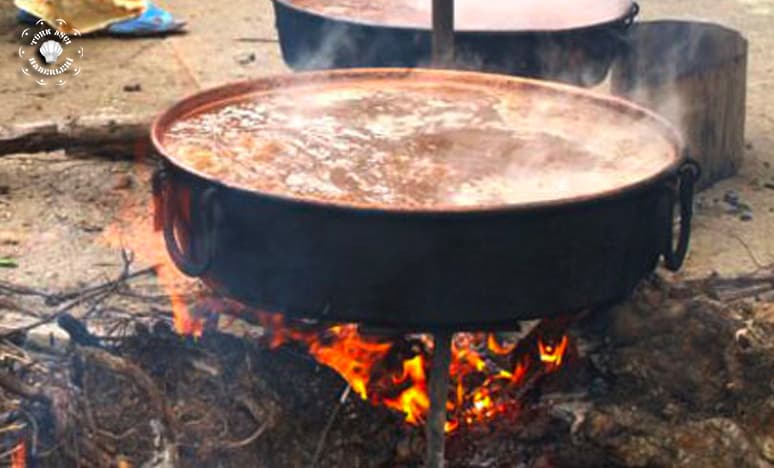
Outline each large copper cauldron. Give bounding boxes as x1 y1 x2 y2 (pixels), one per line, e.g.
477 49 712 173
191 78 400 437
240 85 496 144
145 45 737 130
150 69 699 331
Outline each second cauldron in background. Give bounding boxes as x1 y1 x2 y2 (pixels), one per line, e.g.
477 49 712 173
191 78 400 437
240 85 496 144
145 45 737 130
272 0 640 87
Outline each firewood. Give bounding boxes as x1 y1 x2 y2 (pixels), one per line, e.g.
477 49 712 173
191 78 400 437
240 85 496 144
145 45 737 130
713 283 774 302
0 115 149 157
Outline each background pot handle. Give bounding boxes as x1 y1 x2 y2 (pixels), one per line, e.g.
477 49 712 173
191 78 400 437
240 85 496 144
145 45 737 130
663 158 701 271
153 170 217 277
623 2 640 28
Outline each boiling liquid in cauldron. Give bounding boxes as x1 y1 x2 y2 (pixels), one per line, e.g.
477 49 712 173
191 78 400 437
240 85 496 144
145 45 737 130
162 79 677 209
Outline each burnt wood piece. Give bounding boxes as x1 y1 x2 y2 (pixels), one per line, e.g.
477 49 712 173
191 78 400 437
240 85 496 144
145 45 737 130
611 21 748 190
272 0 639 87
713 284 774 303
0 115 149 157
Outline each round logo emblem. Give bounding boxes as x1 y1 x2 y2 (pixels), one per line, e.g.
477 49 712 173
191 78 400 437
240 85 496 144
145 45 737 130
18 19 83 87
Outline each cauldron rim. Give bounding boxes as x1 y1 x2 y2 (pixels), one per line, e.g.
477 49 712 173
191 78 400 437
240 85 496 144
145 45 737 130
150 68 685 217
272 0 636 34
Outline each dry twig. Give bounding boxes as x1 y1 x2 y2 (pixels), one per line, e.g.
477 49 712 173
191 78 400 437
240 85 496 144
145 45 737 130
223 396 273 450
76 347 178 438
0 252 155 339
311 384 351 467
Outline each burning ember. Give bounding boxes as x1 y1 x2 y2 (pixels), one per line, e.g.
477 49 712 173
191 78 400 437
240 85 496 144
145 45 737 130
11 441 25 468
257 313 572 432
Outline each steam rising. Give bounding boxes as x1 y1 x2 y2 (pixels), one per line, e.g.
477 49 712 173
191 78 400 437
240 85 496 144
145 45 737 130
610 20 748 157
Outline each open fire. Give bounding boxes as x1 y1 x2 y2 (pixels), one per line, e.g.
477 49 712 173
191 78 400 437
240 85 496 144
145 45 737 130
256 313 572 432
103 155 573 434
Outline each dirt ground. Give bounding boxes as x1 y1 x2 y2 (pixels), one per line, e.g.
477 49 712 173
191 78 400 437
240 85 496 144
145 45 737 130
0 0 286 128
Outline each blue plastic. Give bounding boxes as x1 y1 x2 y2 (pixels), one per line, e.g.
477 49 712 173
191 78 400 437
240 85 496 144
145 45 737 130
17 3 184 35
106 2 185 35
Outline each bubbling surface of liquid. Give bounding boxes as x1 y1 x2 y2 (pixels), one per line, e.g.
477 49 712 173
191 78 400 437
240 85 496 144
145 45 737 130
162 77 678 210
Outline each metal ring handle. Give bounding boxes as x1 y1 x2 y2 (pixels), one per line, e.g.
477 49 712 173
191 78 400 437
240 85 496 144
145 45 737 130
663 158 701 271
610 2 640 69
153 170 218 277
623 2 640 28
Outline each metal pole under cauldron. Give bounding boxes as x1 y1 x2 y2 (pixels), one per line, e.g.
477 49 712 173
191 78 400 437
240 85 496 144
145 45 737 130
427 2 455 467
426 330 453 468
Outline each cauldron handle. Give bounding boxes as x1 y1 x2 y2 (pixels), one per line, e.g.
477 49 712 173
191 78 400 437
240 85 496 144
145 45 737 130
663 158 701 271
623 2 640 29
153 169 217 277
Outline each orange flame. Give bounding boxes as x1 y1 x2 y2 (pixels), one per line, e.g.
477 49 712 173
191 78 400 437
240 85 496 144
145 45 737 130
487 333 516 355
259 313 571 432
511 356 529 384
382 355 430 424
538 335 569 372
11 441 25 468
306 325 392 399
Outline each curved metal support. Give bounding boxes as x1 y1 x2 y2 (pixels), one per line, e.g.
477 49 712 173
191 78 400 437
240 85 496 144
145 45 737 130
153 169 218 277
623 2 640 28
664 158 701 271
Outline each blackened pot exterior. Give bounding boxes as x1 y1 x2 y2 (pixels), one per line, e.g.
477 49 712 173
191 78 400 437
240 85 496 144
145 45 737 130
272 0 639 87
154 165 691 331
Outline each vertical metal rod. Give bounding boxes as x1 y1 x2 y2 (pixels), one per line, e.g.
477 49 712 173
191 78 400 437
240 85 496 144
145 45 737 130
426 331 453 468
428 0 454 453
432 0 455 66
